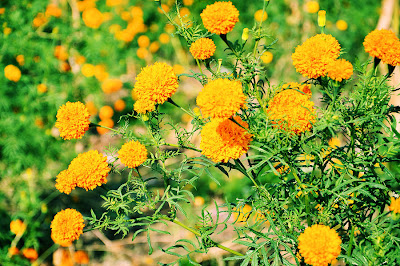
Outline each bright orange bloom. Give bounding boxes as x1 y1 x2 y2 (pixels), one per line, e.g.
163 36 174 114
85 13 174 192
118 140 148 168
389 197 400 214
8 247 19 256
267 88 316 134
200 117 252 163
200 1 239 35
305 1 319 13
96 119 114 134
68 150 110 191
326 59 353 82
364 29 400 66
16 55 25 66
82 8 103 29
99 105 114 120
4 64 21 82
74 250 90 264
51 209 84 247
101 79 123 94
254 10 267 22
22 248 38 261
134 99 156 114
298 224 341 266
37 83 47 93
55 101 91 140
85 101 98 116
55 169 76 194
10 219 26 235
196 78 246 119
138 35 150 48
45 4 62 18
54 45 69 61
114 99 126 112
189 38 216 60
292 34 341 79
33 12 48 27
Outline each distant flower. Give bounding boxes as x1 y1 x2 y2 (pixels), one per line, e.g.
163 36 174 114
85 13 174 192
4 64 21 82
101 79 123 94
189 38 216 60
22 248 38 262
254 10 268 22
200 1 239 35
292 34 341 79
81 63 95 77
51 208 84 247
196 78 246 119
8 247 19 256
298 224 341 266
267 88 316 134
138 35 150 48
200 117 252 163
364 29 400 66
37 83 47 93
389 197 400 214
55 101 91 140
305 1 319 13
10 219 26 235
45 4 62 18
99 105 114 120
74 250 90 264
68 150 110 191
326 59 353 82
118 140 148 168
96 119 114 135
82 8 103 29
336 20 348 31
261 51 273 64
54 45 69 61
114 99 126 112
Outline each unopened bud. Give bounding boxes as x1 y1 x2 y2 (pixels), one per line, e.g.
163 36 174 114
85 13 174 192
242 28 249 41
318 10 326 27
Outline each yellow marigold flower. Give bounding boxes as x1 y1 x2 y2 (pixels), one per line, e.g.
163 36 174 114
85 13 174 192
101 78 123 94
189 38 216 60
292 34 341 79
298 224 341 266
75 55 86 65
326 59 353 82
22 248 38 262
254 9 268 22
118 140 148 168
45 4 62 18
94 65 109 81
336 20 348 31
200 117 252 163
137 47 149 59
364 29 400 64
33 12 48 27
55 101 91 140
305 1 319 13
99 105 114 120
200 1 239 35
16 55 25 66
183 0 194 6
10 219 26 235
267 89 316 134
97 119 114 135
81 63 95 77
261 51 273 64
133 62 178 106
196 78 246 119
389 197 400 214
68 150 110 190
54 45 69 61
134 99 156 114
74 250 90 264
55 169 76 194
149 41 160 53
138 35 150 48
114 99 126 112
37 83 47 93
159 33 170 44
51 209 84 247
82 8 103 29
194 196 205 207
4 64 21 82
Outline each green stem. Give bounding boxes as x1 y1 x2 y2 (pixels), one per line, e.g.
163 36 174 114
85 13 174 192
196 58 204 77
347 220 355 257
167 98 194 117
164 142 201 152
234 159 259 189
35 244 58 265
90 122 121 134
220 34 240 58
253 0 269 57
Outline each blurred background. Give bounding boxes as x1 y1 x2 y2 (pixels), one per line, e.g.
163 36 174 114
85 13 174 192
0 0 395 265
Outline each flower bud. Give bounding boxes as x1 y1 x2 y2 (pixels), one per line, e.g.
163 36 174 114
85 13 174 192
242 28 249 41
318 10 326 27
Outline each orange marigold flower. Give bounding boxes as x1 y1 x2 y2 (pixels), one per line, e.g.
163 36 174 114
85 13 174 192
37 83 47 93
45 4 62 18
326 59 353 82
133 62 178 107
292 34 341 79
81 63 95 77
196 78 246 119
114 99 126 112
22 248 38 261
51 208 84 247
364 29 400 66
138 35 150 48
189 38 216 60
254 10 268 22
55 101 91 140
96 119 114 135
55 169 76 194
99 105 114 120
305 1 319 13
54 45 69 61
200 1 239 35
4 64 21 82
118 140 148 168
298 224 341 266
16 54 25 66
200 117 252 163
8 247 19 256
134 99 156 114
10 219 26 235
82 8 103 29
68 150 110 191
74 250 90 264
101 78 123 94
267 89 316 134
389 197 400 214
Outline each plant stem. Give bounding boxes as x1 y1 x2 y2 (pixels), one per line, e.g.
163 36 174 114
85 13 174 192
347 220 355 257
167 98 194 117
164 142 201 152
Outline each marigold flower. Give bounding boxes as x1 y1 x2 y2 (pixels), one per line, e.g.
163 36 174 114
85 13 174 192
94 65 109 81
267 89 316 134
336 20 348 31
74 250 90 264
137 47 149 59
81 63 95 77
200 117 252 163
22 248 38 261
16 54 25 66
96 119 114 135
10 219 26 235
138 35 150 48
118 140 147 168
149 41 160 53
326 59 353 82
364 29 400 66
101 78 123 94
254 10 268 22
133 62 178 107
33 12 48 27
189 38 216 60
159 33 170 44
8 247 19 256
85 101 97 116
389 197 400 214
82 8 103 29
261 51 273 64
55 169 76 194
37 83 47 93
298 224 341 266
54 45 69 61
68 150 110 191
196 78 246 119
55 101 91 140
305 1 319 13
114 99 126 112
51 209 84 247
99 105 114 120
318 10 326 27
134 99 156 114
4 64 21 82
200 1 239 35
45 4 62 18
292 34 341 79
